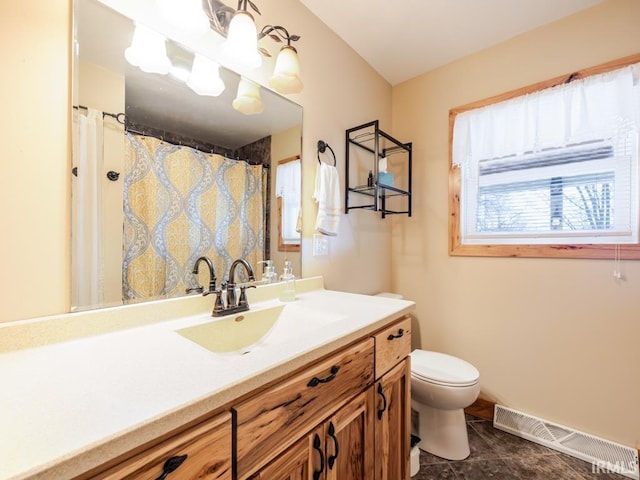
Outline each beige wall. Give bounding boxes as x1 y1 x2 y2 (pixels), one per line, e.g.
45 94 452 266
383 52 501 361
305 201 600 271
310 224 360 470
265 2 393 295
0 0 392 322
0 0 71 322
391 0 640 448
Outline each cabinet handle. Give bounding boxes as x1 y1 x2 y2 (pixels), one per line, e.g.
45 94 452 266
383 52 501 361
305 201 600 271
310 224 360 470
327 421 340 469
387 328 404 341
377 383 387 420
154 454 188 480
307 365 340 387
312 433 325 480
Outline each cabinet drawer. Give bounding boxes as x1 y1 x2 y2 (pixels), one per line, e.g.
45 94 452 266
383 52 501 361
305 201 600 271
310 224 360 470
94 412 232 480
234 338 374 480
374 316 411 379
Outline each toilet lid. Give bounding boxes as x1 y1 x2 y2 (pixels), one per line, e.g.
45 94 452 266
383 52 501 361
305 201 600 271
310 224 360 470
411 350 479 386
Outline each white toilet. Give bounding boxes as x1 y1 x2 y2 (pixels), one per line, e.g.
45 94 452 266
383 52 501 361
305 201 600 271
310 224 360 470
411 349 480 461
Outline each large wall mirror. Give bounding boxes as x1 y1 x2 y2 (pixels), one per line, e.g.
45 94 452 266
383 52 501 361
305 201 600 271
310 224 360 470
73 0 303 311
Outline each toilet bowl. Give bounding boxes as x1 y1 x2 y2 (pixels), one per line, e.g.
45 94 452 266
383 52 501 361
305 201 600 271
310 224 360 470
411 349 480 461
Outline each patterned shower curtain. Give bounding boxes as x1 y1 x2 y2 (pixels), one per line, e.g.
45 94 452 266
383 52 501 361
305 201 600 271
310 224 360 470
123 133 264 301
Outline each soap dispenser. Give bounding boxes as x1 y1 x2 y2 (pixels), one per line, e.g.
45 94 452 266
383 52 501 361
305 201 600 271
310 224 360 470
279 260 296 302
259 260 277 284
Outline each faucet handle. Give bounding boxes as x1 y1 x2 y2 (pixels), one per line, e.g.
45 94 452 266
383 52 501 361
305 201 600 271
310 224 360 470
238 285 256 307
212 290 225 314
186 285 204 294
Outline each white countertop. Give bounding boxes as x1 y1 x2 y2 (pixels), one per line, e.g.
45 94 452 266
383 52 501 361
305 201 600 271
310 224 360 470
0 278 414 480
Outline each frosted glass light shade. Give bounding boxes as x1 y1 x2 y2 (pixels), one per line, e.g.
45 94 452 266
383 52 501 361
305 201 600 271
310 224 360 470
157 0 210 34
221 11 262 69
269 46 303 94
186 54 225 97
232 77 264 115
124 24 171 75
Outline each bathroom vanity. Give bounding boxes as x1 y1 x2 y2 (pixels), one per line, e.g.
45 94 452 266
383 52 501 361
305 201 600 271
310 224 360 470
0 277 414 480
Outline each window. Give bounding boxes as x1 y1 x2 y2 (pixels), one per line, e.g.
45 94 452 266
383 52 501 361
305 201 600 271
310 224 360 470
449 55 640 259
275 156 301 252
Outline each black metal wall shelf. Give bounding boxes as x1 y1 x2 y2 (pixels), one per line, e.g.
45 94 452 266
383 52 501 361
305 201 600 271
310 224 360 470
345 120 412 218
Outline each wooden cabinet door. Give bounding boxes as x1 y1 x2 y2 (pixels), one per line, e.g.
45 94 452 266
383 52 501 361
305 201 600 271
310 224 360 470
249 426 324 480
248 389 375 480
324 388 374 480
374 359 411 480
235 339 374 480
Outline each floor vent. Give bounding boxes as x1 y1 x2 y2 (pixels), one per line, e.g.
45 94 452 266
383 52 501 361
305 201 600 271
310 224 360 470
494 405 639 480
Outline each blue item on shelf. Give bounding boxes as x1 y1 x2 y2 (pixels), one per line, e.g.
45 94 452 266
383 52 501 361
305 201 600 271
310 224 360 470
378 172 394 187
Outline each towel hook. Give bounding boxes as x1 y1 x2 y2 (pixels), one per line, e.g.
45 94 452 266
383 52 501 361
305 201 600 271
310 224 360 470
317 140 336 166
107 171 120 181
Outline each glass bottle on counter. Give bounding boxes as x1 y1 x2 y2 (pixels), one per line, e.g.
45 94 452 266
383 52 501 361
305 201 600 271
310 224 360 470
279 260 296 302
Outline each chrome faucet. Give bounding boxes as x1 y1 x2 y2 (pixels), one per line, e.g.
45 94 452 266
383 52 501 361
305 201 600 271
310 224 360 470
186 256 217 295
225 258 256 308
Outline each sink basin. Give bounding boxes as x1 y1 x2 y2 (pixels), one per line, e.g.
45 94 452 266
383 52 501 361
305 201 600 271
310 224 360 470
176 300 347 354
176 305 285 354
260 302 347 345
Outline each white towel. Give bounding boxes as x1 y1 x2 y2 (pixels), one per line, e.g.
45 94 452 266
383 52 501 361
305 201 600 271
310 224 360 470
378 156 388 173
313 162 341 236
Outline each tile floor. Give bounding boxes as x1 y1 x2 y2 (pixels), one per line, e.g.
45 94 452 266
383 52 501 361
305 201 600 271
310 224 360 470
413 415 630 480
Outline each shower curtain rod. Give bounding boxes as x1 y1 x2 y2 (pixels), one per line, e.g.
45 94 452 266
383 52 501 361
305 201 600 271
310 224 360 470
126 128 270 168
73 105 126 125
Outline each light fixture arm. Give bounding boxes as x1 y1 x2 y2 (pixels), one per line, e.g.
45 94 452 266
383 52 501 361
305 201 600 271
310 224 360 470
259 25 300 46
236 0 260 15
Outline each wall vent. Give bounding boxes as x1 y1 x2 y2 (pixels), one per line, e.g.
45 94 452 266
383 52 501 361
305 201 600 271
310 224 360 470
494 405 639 480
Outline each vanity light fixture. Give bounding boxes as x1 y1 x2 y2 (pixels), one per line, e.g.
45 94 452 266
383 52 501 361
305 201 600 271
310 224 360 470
186 54 226 97
125 1 302 112
269 44 303 94
124 23 171 75
207 0 303 94
221 4 262 69
232 77 264 115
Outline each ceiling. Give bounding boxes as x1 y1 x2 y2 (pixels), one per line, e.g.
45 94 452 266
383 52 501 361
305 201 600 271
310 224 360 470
300 0 604 85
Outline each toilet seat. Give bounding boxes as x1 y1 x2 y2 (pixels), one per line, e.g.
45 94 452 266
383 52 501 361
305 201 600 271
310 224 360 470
411 350 479 387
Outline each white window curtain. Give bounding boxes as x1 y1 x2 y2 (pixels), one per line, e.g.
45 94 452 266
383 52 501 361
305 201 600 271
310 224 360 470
452 63 640 245
275 159 302 244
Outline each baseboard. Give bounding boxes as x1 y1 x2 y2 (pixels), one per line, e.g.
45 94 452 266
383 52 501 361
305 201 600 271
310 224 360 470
464 397 495 422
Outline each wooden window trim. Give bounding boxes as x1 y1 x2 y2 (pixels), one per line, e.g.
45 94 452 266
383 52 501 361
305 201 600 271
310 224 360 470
449 53 640 260
277 155 301 253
